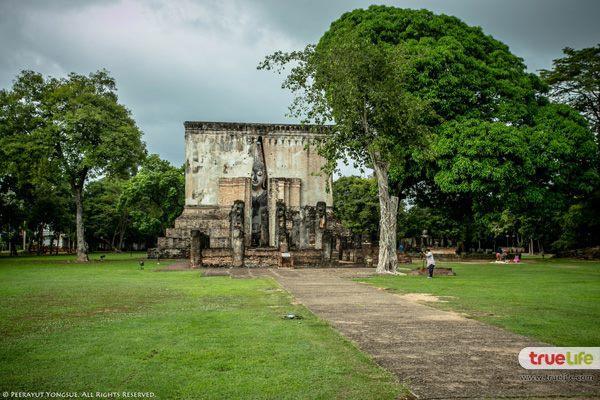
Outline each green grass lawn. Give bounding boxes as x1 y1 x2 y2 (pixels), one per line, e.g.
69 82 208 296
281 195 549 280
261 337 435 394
360 258 600 346
0 254 405 399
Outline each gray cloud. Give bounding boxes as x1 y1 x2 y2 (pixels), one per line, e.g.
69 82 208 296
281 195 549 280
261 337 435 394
1 0 598 176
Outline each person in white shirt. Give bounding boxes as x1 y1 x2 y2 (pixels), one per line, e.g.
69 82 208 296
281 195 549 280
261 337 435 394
424 248 435 278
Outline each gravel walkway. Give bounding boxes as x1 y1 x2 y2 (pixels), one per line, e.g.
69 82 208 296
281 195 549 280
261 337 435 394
249 268 600 399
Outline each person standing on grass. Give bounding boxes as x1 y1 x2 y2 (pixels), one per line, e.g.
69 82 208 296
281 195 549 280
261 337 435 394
424 248 435 278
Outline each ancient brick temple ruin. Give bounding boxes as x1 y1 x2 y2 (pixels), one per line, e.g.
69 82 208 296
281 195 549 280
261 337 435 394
150 121 366 268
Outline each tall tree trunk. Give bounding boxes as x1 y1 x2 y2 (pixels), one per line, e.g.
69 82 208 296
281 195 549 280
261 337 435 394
111 230 117 250
74 185 89 262
371 153 398 274
49 231 55 255
36 224 43 255
118 227 125 251
529 237 534 255
117 215 127 252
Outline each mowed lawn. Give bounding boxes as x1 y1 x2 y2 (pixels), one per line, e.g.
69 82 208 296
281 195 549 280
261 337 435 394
0 254 405 400
360 258 600 346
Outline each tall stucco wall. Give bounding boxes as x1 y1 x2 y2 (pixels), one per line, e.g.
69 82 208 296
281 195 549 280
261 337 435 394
185 131 253 206
184 122 333 208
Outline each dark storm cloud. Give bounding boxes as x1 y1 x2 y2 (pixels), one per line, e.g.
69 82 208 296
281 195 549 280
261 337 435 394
248 0 600 71
1 0 598 174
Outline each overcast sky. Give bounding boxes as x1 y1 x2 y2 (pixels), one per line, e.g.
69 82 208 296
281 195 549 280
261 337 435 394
1 0 598 174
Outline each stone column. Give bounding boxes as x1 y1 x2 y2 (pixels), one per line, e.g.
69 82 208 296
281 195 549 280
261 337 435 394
322 230 333 265
190 230 202 268
314 201 326 250
331 236 340 262
230 200 245 267
290 210 300 250
259 207 269 247
352 234 363 263
297 207 309 249
276 200 288 252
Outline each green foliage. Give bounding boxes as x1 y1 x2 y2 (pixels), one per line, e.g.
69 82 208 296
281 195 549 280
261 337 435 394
260 6 541 178
0 71 75 251
41 70 146 183
0 188 25 253
84 177 128 250
0 70 146 258
333 176 379 238
553 189 600 250
432 103 598 245
398 206 461 244
540 44 600 137
83 154 184 249
259 6 555 264
119 154 184 243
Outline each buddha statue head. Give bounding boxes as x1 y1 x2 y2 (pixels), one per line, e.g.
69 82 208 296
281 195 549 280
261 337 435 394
252 139 267 191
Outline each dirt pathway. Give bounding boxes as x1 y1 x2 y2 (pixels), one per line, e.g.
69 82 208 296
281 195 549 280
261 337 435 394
250 268 599 399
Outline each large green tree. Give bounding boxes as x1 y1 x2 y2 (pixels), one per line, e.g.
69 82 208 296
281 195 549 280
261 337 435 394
0 186 24 255
260 6 541 272
84 155 184 252
84 177 129 251
433 104 598 250
0 70 145 261
541 45 600 139
119 154 184 247
333 176 379 240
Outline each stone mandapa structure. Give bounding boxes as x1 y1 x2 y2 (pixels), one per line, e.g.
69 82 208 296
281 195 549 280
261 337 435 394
149 121 364 267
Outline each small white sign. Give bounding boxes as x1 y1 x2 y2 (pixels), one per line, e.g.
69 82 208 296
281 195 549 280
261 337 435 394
281 252 291 258
519 347 600 369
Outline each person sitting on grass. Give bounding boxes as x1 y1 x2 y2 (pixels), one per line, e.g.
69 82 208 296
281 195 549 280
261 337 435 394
423 248 435 278
495 247 502 261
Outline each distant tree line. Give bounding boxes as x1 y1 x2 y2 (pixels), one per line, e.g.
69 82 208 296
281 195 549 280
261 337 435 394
0 70 184 260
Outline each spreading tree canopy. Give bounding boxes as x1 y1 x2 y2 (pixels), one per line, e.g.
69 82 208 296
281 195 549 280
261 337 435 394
260 6 542 272
84 154 184 251
434 103 598 248
333 176 379 240
541 45 600 139
119 154 184 245
0 70 145 261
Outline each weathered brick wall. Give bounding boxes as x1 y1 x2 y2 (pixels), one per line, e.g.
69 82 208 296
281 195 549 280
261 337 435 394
151 122 369 266
184 121 333 208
